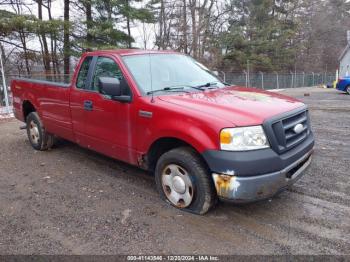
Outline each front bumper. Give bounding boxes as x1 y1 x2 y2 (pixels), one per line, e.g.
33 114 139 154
211 150 312 202
203 132 314 177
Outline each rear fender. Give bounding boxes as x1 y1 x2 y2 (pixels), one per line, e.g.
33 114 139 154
12 81 41 120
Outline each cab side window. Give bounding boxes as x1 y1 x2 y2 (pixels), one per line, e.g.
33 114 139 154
92 56 131 95
76 56 93 89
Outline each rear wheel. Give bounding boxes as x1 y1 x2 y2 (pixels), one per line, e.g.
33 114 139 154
155 147 216 215
346 86 350 95
26 112 54 150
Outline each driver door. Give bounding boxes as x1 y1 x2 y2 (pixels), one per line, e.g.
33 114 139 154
82 55 134 163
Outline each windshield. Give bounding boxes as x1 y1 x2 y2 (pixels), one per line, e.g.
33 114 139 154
122 54 225 95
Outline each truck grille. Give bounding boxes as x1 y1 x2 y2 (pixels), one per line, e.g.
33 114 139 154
264 108 311 154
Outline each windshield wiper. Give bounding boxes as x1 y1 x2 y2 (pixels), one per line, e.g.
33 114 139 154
194 81 220 89
159 84 214 91
146 87 190 95
146 82 223 95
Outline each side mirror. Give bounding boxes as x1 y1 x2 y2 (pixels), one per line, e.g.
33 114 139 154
98 77 132 103
99 77 121 96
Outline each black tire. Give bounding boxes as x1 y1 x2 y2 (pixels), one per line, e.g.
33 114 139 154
26 112 54 151
155 147 217 215
346 86 350 95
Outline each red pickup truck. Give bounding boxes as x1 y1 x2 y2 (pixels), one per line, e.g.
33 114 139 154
11 49 314 214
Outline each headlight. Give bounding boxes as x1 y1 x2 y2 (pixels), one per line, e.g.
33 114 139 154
220 126 269 151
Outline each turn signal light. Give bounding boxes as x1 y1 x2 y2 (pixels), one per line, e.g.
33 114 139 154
220 130 232 144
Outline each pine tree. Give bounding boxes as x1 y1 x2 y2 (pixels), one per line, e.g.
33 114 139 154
78 0 154 49
221 0 299 72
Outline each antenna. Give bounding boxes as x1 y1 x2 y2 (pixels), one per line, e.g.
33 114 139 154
149 53 154 103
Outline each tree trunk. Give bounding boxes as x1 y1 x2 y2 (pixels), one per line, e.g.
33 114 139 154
162 1 168 48
86 0 93 47
63 0 70 77
37 0 51 75
182 0 188 54
46 0 60 78
127 17 131 48
189 0 197 58
0 44 4 105
126 0 132 48
19 31 30 76
142 23 148 49
158 0 164 49
199 0 212 59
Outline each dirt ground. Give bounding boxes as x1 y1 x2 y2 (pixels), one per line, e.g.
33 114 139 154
0 87 349 255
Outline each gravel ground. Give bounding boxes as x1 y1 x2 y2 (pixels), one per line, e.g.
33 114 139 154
0 87 349 255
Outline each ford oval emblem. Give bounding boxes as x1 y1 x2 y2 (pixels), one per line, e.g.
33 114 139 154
293 123 304 134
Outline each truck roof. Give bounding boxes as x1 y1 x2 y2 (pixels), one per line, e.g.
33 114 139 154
85 49 178 57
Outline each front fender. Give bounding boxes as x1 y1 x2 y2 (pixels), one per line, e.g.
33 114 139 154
135 97 233 156
138 114 222 154
145 126 218 154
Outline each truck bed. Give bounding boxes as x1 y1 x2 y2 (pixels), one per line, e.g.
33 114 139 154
11 78 75 141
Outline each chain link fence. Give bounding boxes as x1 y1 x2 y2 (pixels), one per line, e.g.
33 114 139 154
221 72 336 90
1 71 336 108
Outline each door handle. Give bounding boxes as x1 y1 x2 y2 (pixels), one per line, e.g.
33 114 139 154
84 100 93 111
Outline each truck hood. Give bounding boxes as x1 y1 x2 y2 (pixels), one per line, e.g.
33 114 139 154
158 86 305 126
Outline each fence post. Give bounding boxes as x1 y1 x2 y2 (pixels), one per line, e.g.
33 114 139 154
290 71 294 88
302 72 305 87
260 71 264 89
246 60 250 87
244 70 248 88
320 73 322 85
220 71 226 82
0 51 10 113
275 72 279 89
312 72 315 86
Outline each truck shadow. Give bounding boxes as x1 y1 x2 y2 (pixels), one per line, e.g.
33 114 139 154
53 138 294 217
54 138 153 178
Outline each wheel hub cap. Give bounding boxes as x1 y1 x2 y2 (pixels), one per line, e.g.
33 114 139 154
29 121 39 144
161 164 194 208
172 176 186 194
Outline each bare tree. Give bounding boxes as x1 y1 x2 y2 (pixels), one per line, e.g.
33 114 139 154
63 0 70 75
182 0 188 54
43 0 60 75
36 0 51 74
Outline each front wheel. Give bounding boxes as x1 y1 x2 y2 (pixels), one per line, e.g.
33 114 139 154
155 147 217 215
346 86 350 95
